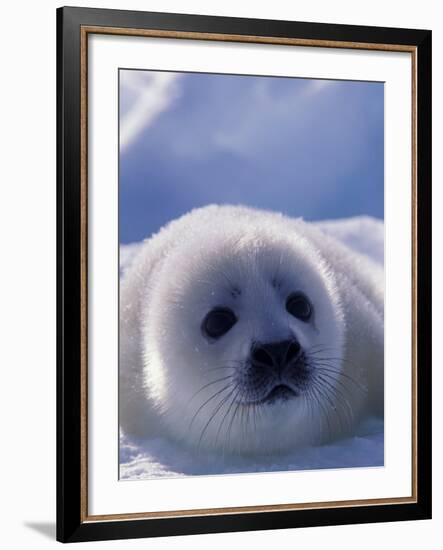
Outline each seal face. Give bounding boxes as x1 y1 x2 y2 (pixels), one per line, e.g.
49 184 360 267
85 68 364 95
120 205 384 456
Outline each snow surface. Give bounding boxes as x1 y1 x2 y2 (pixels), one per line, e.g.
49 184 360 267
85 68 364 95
119 215 384 479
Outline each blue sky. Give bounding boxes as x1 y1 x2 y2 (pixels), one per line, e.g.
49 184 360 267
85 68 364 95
119 69 384 244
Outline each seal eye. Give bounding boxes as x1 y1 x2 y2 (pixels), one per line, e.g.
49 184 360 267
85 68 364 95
202 307 237 339
286 292 312 322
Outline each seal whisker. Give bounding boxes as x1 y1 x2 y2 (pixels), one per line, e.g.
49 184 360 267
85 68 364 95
315 367 367 396
308 350 342 357
309 381 334 440
315 375 355 431
197 385 238 450
225 393 243 453
317 382 348 434
306 345 344 358
307 357 356 385
307 386 325 444
313 364 367 393
308 386 327 438
189 375 235 403
309 355 358 368
189 383 233 431
315 370 363 404
307 355 364 384
215 385 240 450
307 388 321 445
220 388 242 458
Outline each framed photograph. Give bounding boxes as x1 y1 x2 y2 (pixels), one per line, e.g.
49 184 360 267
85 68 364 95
57 6 432 543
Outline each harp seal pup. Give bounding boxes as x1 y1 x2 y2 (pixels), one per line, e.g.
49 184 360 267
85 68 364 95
120 205 383 455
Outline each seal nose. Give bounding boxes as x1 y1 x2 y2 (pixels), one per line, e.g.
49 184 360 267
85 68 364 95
251 340 301 371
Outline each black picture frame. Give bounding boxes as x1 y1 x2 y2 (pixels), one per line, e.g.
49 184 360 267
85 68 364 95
57 5 432 543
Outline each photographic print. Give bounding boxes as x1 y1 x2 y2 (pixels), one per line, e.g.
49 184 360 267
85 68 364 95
118 69 385 480
57 8 431 542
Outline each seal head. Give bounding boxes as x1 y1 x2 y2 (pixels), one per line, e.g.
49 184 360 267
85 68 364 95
140 218 349 454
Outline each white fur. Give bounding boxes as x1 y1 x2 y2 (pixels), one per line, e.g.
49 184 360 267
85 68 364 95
120 205 384 455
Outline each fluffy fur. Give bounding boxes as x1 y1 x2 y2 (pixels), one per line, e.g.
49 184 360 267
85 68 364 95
120 205 384 455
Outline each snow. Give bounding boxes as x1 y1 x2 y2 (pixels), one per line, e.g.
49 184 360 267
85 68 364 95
119 215 384 479
316 216 384 266
120 417 383 479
